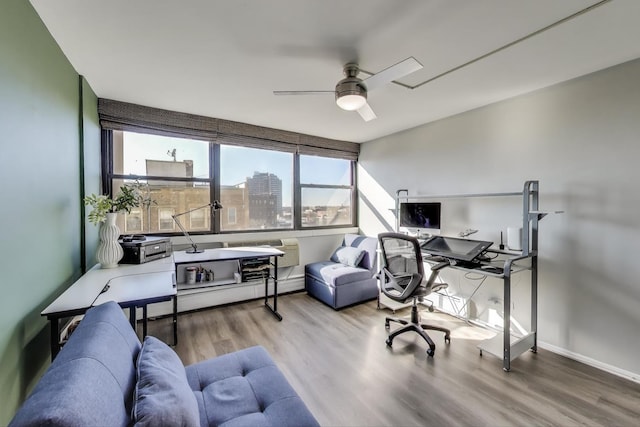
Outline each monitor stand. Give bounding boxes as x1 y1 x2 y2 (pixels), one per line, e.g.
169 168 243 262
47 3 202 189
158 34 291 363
415 229 432 239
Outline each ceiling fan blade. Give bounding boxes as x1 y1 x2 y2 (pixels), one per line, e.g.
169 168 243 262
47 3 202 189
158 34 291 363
273 90 333 96
362 57 423 91
357 102 377 122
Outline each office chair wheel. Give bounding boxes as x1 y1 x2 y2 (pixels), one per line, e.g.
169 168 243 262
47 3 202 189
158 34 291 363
428 305 434 312
444 334 451 344
386 338 393 347
426 348 435 357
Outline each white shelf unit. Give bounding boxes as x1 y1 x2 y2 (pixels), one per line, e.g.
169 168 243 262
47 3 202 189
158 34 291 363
395 180 544 371
175 259 239 291
172 247 285 320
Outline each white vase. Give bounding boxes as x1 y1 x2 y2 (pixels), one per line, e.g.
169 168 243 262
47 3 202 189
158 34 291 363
96 212 123 268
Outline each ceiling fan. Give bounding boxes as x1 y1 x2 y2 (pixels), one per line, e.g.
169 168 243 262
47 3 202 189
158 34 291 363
273 57 423 122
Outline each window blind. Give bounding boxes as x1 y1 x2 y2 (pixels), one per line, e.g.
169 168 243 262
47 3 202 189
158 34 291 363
98 99 359 160
98 98 218 141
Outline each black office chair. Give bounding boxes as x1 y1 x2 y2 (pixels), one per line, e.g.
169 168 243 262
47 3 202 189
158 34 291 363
378 232 451 357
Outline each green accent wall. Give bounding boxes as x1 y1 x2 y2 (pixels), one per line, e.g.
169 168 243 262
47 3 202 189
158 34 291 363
82 78 101 268
0 1 100 422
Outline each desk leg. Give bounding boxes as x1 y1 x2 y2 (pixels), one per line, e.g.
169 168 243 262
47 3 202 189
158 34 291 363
129 307 136 332
264 255 282 321
142 304 148 338
531 256 538 353
49 317 60 361
172 296 178 346
503 272 512 372
273 255 278 314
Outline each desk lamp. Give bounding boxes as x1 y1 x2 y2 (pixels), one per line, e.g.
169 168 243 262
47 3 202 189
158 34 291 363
171 200 223 254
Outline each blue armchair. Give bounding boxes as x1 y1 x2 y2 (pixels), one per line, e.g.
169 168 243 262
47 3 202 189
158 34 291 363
305 234 378 309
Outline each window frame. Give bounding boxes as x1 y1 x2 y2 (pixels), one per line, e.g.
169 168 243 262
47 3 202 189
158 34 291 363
218 144 294 232
295 155 357 229
102 129 357 235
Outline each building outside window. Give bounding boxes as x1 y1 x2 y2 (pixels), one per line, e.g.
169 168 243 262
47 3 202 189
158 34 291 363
219 145 293 231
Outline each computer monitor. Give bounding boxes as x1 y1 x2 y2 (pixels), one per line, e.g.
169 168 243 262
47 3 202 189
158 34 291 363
399 202 441 231
420 235 493 262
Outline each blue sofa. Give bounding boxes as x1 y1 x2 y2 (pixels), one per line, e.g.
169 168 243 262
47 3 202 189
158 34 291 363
10 301 319 427
305 233 378 309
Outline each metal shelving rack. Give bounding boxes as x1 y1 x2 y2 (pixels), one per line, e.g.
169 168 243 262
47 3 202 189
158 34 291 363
396 180 549 371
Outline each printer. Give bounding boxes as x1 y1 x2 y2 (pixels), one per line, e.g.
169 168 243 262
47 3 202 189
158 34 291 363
119 235 172 264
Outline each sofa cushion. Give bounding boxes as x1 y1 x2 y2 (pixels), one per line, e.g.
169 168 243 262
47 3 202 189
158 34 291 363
330 246 365 267
133 336 200 427
305 261 373 287
9 301 141 427
186 346 319 427
343 234 378 271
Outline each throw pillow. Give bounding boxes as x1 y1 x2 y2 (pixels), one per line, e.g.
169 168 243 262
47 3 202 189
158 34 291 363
330 246 365 267
133 336 200 427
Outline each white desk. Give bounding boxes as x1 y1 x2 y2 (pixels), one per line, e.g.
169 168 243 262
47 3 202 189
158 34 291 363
42 256 176 359
43 246 285 359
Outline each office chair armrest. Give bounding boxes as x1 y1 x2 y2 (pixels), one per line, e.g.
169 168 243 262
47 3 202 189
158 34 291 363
431 282 448 293
377 269 411 283
380 268 423 301
425 260 450 292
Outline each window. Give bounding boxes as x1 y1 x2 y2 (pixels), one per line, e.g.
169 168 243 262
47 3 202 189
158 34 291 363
110 131 211 233
219 145 293 231
299 155 354 227
158 208 175 231
114 131 209 179
125 208 143 233
227 207 237 225
189 205 209 230
104 129 356 235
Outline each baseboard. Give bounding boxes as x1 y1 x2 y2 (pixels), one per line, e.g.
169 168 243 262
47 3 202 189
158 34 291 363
446 317 640 384
426 295 640 384
421 301 640 384
538 340 640 384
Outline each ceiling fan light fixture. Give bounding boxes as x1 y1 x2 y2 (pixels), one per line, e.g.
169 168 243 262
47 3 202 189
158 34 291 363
336 93 366 111
335 76 367 111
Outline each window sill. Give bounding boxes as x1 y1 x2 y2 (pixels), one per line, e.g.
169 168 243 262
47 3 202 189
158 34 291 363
170 226 358 246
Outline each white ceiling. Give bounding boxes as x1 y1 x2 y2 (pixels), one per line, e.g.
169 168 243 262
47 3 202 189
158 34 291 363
29 0 640 143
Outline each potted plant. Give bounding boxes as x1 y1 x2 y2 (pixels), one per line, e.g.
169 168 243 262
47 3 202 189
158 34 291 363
84 182 151 268
84 184 142 225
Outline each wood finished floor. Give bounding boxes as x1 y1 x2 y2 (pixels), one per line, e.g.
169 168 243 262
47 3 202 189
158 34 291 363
147 293 640 427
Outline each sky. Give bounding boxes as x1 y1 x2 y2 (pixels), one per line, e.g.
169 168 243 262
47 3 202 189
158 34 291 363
122 132 351 206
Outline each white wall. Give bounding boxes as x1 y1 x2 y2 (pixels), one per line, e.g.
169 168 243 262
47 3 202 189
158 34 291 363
358 57 640 380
